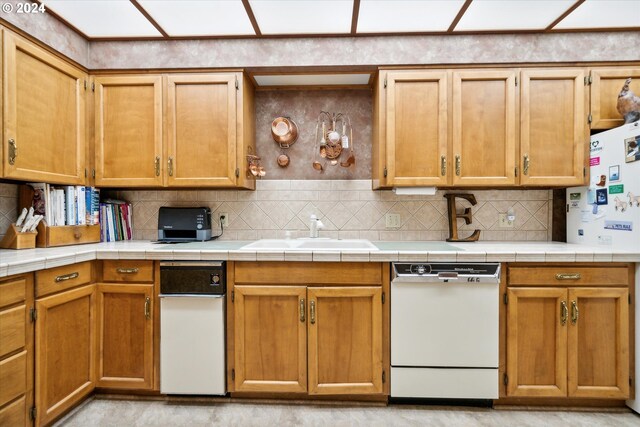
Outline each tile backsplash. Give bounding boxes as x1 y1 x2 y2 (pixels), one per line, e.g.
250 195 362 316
0 183 19 242
108 180 553 242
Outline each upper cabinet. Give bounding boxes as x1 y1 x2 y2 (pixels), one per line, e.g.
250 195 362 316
383 71 448 187
374 66 590 189
93 72 255 189
452 70 517 186
2 30 87 185
93 75 163 187
590 67 640 129
520 69 588 187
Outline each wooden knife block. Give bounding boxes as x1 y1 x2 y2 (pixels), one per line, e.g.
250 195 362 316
0 224 37 249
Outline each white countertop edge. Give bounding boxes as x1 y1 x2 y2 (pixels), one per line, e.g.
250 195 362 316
0 241 638 278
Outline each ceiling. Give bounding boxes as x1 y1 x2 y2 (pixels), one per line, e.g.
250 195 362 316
39 0 640 40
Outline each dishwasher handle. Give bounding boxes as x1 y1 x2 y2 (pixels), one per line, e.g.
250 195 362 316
437 272 459 281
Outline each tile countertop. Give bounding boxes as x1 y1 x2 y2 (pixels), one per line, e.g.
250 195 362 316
0 240 638 278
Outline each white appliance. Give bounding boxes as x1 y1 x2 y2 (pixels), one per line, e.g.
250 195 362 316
391 263 500 399
566 122 640 413
160 262 226 395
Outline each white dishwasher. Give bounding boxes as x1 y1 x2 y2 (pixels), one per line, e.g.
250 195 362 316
160 261 226 395
391 263 500 400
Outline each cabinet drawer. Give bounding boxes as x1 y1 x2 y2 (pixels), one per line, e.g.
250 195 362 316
0 306 25 358
0 276 27 308
234 262 382 285
36 262 93 297
0 395 26 427
102 260 154 283
0 351 26 407
508 265 631 286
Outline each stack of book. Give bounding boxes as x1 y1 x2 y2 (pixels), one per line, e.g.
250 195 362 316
100 199 133 242
28 183 100 226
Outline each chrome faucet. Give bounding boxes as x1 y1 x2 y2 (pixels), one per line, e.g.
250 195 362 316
309 214 325 238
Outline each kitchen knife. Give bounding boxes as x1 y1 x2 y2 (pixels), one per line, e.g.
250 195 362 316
23 207 34 227
29 215 43 232
15 208 28 227
21 216 36 233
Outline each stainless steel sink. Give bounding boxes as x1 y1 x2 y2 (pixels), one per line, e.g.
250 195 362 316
240 239 378 251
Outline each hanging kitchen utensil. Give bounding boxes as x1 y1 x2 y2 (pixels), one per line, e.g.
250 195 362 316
340 129 355 168
271 117 298 148
277 153 290 168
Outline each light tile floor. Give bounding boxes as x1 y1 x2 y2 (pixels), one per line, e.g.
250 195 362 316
54 398 640 427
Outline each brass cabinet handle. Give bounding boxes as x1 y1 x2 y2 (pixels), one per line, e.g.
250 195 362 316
571 300 579 325
560 301 568 325
168 157 174 176
440 155 446 176
523 154 530 175
555 273 581 280
144 297 151 320
116 267 139 274
154 156 160 176
299 299 305 322
310 300 316 324
455 155 461 176
8 139 17 165
55 272 79 282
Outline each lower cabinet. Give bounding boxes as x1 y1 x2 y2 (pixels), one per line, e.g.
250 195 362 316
505 264 632 399
0 273 34 427
35 284 96 426
230 262 388 397
95 284 154 389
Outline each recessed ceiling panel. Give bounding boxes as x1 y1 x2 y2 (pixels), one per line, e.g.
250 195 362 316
249 0 353 35
554 0 640 29
138 0 255 36
455 0 576 31
357 0 465 33
254 74 371 86
42 0 162 37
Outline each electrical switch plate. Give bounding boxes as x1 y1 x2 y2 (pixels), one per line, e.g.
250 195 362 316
219 213 229 227
498 214 514 228
385 213 401 228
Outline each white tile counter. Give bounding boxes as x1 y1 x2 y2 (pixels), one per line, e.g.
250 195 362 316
0 240 638 278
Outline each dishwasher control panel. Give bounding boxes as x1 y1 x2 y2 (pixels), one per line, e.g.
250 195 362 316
160 261 226 295
392 263 501 283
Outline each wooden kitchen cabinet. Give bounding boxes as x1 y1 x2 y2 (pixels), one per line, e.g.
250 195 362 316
0 273 34 427
452 70 517 186
382 70 449 187
590 67 640 129
233 285 308 393
505 264 632 400
93 72 255 189
95 284 154 390
519 69 588 186
307 287 383 395
35 284 96 426
229 262 388 398
93 74 164 187
2 30 86 185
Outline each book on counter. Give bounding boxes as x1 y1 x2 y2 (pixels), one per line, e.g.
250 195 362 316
99 198 133 242
27 183 100 227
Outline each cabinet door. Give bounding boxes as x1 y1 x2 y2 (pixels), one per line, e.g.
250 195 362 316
506 287 567 397
96 284 153 390
307 287 382 395
3 31 86 184
567 287 629 398
35 284 95 427
520 69 587 186
385 71 449 186
590 68 640 129
94 75 163 187
452 70 517 186
233 286 307 393
166 74 237 187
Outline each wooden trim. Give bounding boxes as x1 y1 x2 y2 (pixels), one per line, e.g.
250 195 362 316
229 392 388 403
130 0 169 38
241 0 262 37
448 0 473 32
494 397 628 407
351 0 361 35
546 0 586 31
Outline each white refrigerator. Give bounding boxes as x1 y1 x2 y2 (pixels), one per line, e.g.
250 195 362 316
566 121 640 412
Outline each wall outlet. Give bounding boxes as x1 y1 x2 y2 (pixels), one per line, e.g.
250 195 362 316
385 213 401 228
219 213 229 227
498 213 514 228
